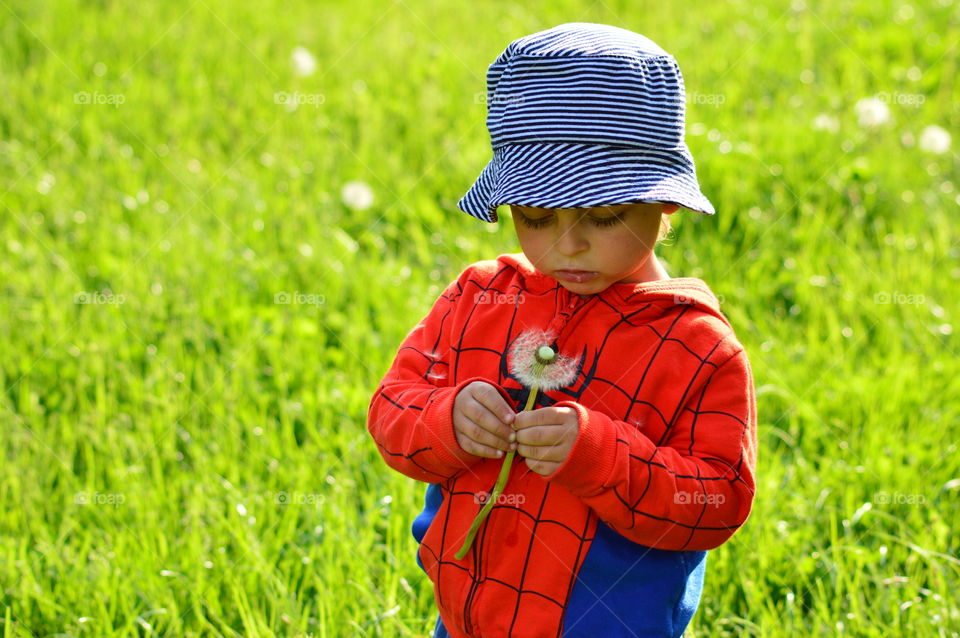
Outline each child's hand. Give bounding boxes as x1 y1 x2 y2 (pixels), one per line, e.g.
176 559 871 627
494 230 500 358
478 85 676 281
512 406 579 476
453 381 518 459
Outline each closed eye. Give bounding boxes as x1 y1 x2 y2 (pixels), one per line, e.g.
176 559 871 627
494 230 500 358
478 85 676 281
517 213 551 229
516 212 624 229
591 215 622 227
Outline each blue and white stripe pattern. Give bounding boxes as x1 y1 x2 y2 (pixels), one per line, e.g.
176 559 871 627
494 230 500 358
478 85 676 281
457 23 715 222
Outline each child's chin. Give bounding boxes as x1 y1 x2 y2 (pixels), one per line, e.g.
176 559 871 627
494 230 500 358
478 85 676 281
559 279 608 295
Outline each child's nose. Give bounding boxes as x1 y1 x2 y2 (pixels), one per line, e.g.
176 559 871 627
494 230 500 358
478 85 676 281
554 226 589 257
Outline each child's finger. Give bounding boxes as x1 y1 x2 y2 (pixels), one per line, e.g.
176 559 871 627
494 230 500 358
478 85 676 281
467 441 505 459
517 441 563 463
472 382 516 426
462 414 515 453
524 457 562 476
514 425 555 446
513 407 558 429
459 428 514 459
464 397 516 445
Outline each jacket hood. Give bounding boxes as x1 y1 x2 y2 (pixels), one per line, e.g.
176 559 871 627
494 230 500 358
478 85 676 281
496 251 728 324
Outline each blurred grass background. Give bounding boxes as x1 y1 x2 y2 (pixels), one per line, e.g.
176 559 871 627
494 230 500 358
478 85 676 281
1 0 958 635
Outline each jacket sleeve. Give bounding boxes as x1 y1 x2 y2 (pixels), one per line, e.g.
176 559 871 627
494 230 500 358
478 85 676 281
545 347 758 551
367 271 502 483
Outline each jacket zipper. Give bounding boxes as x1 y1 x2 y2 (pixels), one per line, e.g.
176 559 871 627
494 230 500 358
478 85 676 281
461 287 586 635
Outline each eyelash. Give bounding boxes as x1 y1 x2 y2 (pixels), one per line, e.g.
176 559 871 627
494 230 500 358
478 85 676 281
519 214 622 229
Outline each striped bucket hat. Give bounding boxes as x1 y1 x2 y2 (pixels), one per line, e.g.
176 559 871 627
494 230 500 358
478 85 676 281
457 22 715 223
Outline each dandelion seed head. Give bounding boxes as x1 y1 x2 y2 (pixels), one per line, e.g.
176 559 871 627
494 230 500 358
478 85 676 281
291 46 317 77
812 113 840 133
919 125 951 154
508 328 580 390
341 180 374 210
854 97 890 129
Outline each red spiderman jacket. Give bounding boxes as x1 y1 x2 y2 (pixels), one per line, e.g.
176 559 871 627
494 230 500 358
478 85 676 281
367 252 758 638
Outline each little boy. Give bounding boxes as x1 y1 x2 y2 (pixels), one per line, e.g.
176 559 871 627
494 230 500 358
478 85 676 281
367 23 757 638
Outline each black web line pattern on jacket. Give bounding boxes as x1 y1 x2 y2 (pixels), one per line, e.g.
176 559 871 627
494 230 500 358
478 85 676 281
370 262 753 633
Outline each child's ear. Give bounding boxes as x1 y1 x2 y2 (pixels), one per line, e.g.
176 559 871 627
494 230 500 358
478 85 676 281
661 203 680 215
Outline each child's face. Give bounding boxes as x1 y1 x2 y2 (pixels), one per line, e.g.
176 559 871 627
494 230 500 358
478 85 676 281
509 202 678 294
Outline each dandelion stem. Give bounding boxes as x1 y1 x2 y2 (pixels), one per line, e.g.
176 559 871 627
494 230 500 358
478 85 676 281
455 357 548 560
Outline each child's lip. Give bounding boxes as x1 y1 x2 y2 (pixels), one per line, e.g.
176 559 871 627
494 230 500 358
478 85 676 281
554 269 599 283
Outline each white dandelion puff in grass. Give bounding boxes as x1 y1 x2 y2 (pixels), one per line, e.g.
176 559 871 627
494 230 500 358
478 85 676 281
919 125 951 154
812 113 840 133
291 46 317 77
508 329 581 391
854 97 891 129
341 180 374 210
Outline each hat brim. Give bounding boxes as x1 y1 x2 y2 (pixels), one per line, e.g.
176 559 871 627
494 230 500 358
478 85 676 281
457 142 715 222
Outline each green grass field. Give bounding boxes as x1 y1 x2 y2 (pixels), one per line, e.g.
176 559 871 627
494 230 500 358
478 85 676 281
1 0 958 635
